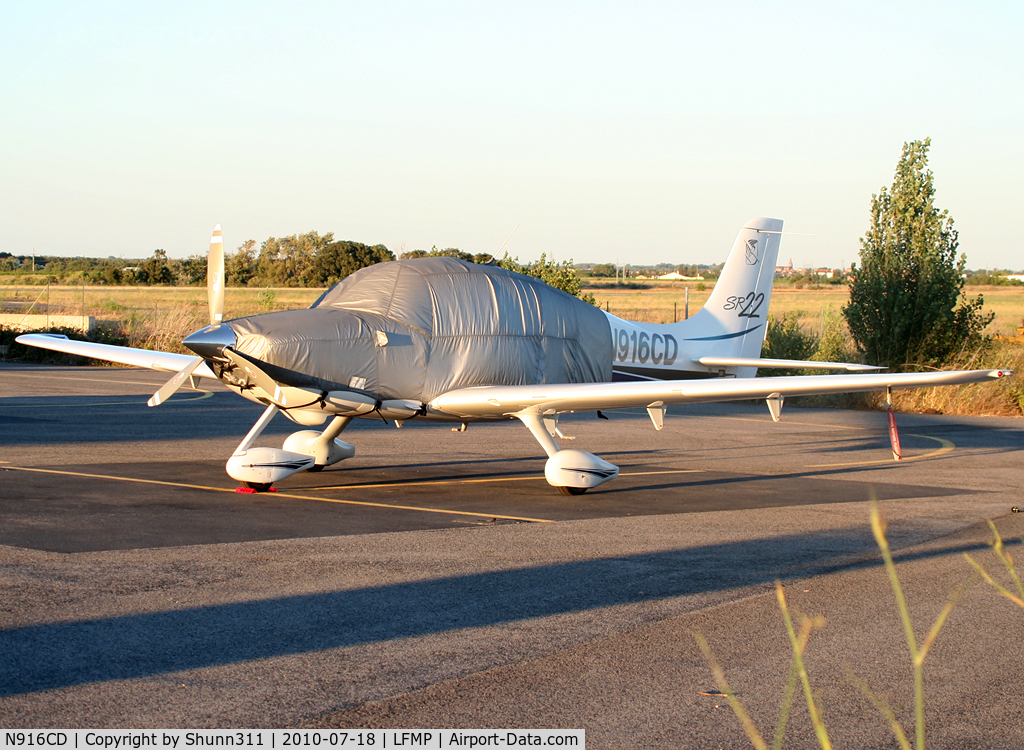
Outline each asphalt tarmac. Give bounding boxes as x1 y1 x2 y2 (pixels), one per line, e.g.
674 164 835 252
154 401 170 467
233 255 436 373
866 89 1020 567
1 362 1022 747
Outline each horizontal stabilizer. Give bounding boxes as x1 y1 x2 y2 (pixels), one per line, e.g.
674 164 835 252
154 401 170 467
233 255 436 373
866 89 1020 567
695 356 884 372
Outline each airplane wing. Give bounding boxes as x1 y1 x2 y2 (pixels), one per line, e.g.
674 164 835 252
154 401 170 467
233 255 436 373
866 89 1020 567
13 334 218 379
429 369 1012 419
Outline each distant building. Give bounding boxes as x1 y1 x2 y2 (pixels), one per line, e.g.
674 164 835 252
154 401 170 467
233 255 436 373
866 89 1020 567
656 271 704 280
775 258 795 277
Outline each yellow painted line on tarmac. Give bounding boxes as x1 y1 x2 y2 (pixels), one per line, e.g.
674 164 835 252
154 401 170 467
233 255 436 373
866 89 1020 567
0 465 553 524
271 491 553 522
301 474 547 491
2 465 235 492
0 391 213 407
621 469 703 477
807 434 955 468
301 468 703 492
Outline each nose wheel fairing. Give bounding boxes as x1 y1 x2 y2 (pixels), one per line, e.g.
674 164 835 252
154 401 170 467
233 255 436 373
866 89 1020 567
225 407 355 491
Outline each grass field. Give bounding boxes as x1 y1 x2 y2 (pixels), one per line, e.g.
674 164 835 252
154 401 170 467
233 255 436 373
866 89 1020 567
590 281 1024 338
2 280 1020 336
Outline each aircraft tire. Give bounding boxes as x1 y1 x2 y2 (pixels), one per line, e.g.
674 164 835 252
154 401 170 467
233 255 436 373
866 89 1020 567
307 465 325 473
557 486 588 496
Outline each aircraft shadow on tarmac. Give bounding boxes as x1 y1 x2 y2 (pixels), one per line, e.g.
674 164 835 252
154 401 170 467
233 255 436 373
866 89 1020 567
2 391 1021 453
1 530 1015 697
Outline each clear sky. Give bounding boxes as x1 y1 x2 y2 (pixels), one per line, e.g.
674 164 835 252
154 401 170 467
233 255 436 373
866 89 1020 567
1 1 1021 269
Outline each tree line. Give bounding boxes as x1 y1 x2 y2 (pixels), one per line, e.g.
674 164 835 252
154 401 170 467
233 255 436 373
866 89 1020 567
0 233 396 288
0 233 593 302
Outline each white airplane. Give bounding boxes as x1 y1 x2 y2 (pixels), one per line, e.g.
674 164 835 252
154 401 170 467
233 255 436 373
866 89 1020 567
17 219 1011 494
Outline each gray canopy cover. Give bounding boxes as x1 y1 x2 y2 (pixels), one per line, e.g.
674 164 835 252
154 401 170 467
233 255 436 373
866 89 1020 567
228 258 613 402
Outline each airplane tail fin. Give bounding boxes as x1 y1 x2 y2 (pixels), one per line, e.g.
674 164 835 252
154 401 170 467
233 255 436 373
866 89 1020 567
604 218 790 380
673 217 783 365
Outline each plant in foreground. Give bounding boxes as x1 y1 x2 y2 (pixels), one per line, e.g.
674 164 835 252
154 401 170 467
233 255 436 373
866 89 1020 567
858 501 972 750
696 499 973 749
695 585 829 750
964 520 1024 610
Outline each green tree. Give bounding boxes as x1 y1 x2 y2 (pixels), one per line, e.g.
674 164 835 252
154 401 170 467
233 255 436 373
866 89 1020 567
254 232 333 287
178 254 207 286
844 139 992 368
136 249 176 285
98 264 123 285
760 312 817 375
812 306 852 364
226 240 258 287
310 240 394 286
400 246 466 261
499 253 597 305
399 246 494 265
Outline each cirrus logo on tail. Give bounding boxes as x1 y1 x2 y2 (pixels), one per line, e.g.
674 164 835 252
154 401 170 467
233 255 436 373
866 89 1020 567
745 238 759 265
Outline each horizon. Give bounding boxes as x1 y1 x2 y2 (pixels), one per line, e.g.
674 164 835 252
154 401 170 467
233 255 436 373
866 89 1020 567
3 248 1019 276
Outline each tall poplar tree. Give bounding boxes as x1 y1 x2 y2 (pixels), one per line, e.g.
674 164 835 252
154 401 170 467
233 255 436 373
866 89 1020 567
844 139 991 368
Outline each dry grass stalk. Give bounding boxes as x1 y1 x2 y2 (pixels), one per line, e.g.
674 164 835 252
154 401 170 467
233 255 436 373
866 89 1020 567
693 632 771 750
866 499 974 750
775 584 832 750
964 521 1024 610
694 585 830 750
697 501 984 750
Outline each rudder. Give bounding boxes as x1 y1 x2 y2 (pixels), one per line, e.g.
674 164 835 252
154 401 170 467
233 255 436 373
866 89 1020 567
674 217 783 363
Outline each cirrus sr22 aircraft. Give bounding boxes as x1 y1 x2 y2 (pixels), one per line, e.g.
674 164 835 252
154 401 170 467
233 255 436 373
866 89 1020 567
17 218 1012 494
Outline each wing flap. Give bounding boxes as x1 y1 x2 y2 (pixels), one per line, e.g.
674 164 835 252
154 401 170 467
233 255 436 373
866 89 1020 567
429 370 1011 418
14 334 217 378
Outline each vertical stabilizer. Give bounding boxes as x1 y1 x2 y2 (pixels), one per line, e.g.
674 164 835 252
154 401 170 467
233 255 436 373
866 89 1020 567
604 218 784 381
674 217 782 374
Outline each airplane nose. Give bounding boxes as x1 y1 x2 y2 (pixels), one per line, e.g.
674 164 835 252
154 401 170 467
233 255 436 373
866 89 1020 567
183 322 237 359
